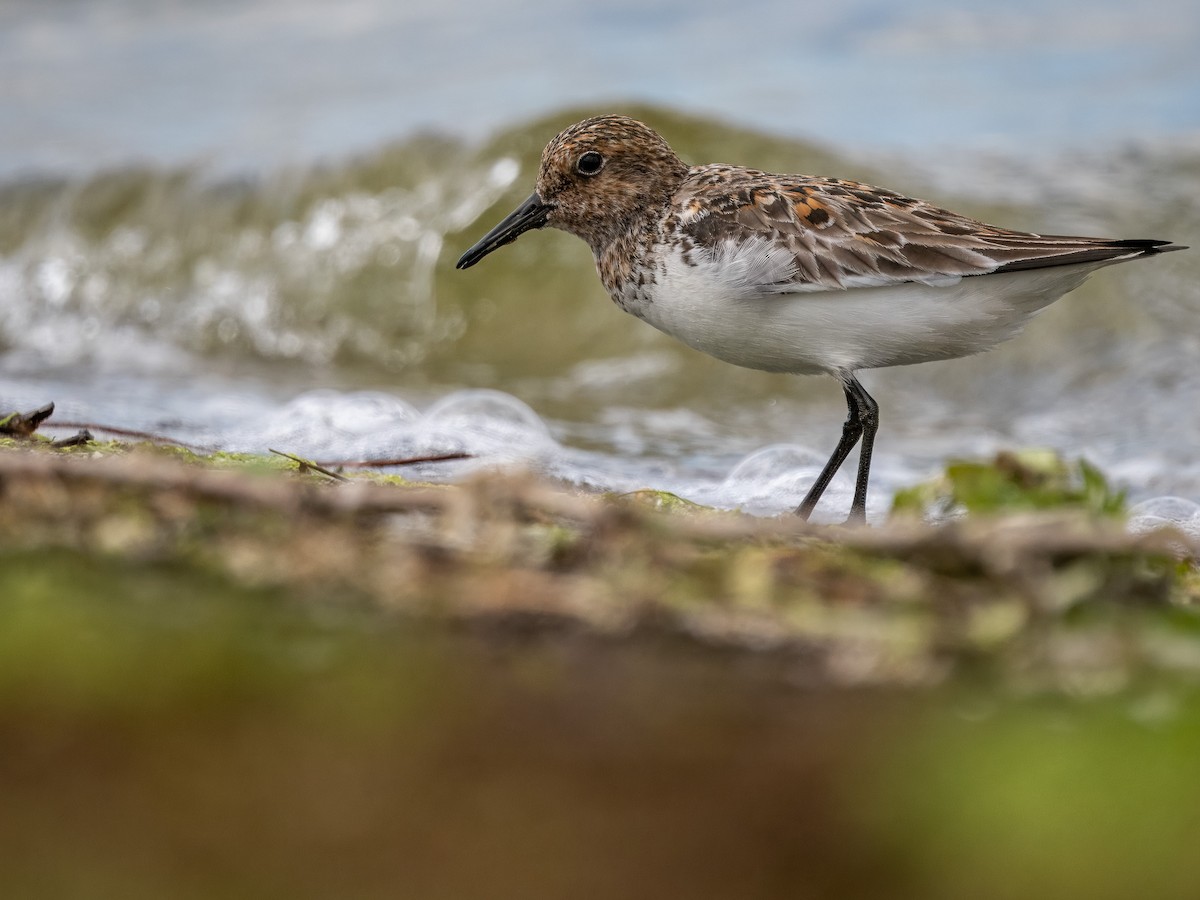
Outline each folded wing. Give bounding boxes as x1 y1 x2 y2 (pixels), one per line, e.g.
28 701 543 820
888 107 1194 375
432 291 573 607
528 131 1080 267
675 167 1183 293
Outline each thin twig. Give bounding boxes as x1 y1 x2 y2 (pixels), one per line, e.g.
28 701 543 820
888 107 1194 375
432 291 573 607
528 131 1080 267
313 452 473 468
268 449 350 482
44 420 212 451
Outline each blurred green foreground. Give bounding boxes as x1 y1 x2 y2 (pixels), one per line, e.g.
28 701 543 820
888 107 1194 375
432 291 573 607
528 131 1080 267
1 443 1199 899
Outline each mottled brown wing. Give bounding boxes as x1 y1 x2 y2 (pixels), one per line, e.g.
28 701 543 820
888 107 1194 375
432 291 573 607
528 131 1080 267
676 167 1177 291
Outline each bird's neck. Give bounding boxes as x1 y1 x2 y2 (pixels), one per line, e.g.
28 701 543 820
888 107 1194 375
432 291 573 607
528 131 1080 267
592 209 666 314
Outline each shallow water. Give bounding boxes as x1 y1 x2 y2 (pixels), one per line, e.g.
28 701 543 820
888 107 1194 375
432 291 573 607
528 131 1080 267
2 1 1199 525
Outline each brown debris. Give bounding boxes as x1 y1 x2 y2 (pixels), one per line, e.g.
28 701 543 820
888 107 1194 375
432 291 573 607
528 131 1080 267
0 402 56 437
1 444 1197 690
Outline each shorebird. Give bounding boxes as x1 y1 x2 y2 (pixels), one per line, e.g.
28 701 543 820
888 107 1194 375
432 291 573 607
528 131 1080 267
457 115 1184 523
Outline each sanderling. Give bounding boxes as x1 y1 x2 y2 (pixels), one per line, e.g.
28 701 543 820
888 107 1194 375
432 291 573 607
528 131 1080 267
457 115 1185 523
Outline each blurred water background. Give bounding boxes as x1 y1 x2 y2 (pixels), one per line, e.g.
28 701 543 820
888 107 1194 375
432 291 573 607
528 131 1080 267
2 0 1199 522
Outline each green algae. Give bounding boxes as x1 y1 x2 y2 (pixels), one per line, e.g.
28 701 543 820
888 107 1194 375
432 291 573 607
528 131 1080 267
616 488 709 512
892 450 1128 518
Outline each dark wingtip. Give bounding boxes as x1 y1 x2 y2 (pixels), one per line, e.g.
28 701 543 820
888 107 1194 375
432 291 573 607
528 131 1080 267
1117 239 1187 254
992 238 1186 274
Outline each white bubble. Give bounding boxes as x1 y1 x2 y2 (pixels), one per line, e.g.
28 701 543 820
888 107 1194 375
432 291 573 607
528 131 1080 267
217 318 240 343
422 389 555 459
488 157 520 189
394 216 421 242
1128 496 1200 523
108 226 147 259
701 444 834 516
253 390 422 459
36 258 73 307
1128 496 1200 539
303 201 343 250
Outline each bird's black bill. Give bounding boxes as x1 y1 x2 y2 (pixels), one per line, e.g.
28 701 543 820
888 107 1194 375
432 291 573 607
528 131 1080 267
456 192 552 269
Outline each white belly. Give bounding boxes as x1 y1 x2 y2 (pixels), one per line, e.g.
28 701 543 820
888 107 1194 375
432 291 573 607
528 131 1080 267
633 248 1098 375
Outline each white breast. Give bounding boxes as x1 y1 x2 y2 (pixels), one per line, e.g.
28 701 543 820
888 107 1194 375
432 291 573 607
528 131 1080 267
631 240 1098 375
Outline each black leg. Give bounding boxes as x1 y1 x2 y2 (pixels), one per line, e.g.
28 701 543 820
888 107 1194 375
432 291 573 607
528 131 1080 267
795 382 864 520
844 375 879 524
794 374 879 524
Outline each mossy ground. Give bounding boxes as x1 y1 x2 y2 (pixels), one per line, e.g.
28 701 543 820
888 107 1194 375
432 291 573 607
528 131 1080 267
1 439 1198 899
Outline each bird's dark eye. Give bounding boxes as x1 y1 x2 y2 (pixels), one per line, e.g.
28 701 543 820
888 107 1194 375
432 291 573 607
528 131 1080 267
576 151 604 176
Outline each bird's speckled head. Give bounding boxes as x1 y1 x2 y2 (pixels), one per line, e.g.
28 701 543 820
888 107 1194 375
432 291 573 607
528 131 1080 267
456 115 689 270
535 115 690 249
